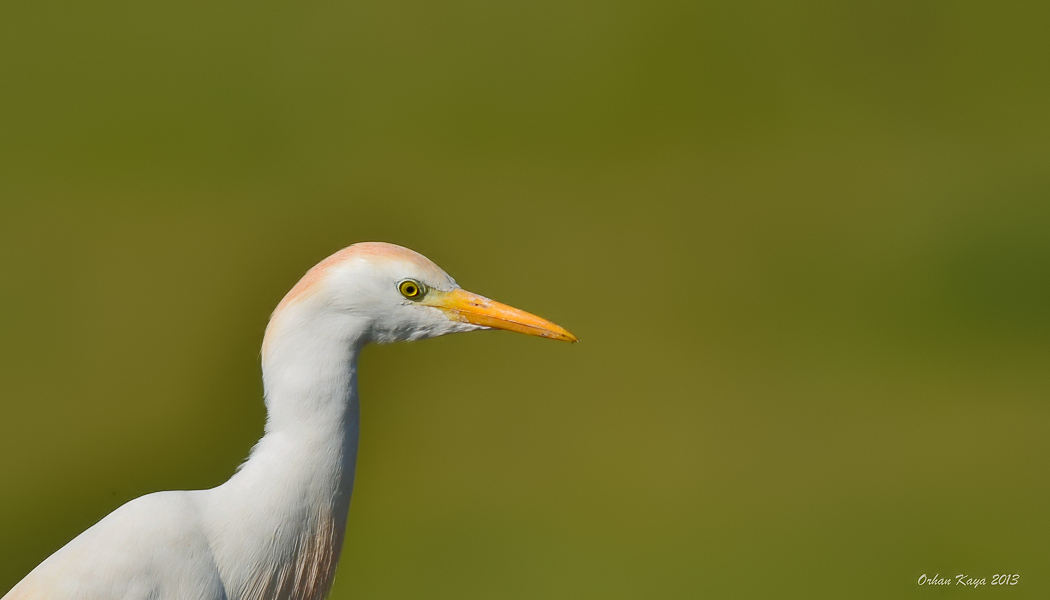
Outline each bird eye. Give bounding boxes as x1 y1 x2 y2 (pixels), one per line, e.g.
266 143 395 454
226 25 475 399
398 279 426 300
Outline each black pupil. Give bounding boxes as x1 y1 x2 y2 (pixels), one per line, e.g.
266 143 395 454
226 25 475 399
405 284 416 295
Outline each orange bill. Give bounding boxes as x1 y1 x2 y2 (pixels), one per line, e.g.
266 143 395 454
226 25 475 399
425 288 578 342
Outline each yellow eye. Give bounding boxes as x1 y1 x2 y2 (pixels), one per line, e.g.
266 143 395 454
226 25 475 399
398 279 425 299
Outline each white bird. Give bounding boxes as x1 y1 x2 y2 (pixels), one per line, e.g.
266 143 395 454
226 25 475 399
3 242 576 600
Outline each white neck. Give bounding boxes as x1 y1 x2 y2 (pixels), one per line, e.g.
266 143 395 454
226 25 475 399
205 304 367 600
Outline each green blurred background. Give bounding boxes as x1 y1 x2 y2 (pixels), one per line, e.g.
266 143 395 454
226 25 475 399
2 1 1049 597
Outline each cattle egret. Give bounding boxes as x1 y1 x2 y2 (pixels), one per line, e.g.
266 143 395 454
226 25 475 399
3 242 576 600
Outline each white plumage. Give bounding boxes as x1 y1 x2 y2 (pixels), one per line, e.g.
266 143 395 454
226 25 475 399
3 242 575 600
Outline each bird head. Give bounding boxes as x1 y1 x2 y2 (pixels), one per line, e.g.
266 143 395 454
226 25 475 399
264 242 576 352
